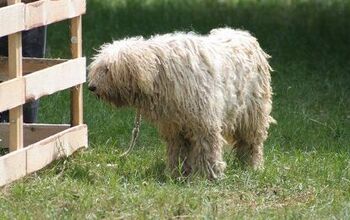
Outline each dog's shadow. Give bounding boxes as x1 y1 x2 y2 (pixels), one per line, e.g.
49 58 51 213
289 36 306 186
117 148 250 184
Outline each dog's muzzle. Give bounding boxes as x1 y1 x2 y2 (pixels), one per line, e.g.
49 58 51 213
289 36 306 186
88 85 96 92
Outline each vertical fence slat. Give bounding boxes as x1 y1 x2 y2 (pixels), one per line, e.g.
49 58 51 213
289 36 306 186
70 16 83 126
7 0 24 152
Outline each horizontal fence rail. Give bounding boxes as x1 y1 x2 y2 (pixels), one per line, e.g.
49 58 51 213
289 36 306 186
0 0 86 37
25 57 86 101
0 124 88 186
0 57 67 80
0 57 86 111
0 123 71 147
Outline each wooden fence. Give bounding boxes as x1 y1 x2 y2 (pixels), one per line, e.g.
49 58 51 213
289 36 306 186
0 0 88 187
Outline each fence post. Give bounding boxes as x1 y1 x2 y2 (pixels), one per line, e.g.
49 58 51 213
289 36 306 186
70 16 83 126
7 0 23 152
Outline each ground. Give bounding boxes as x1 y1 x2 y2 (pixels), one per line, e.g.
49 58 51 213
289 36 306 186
0 0 349 219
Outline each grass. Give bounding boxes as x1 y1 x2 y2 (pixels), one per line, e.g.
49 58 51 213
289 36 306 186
1 0 350 218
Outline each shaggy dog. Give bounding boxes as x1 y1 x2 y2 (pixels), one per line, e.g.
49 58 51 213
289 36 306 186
88 28 274 179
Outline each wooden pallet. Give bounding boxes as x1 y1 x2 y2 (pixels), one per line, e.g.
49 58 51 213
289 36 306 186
0 0 87 187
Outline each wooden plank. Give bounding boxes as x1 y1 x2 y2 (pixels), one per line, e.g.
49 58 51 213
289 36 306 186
0 0 86 37
25 0 86 29
25 57 86 101
0 3 25 37
26 124 87 173
7 0 24 152
0 78 25 112
70 16 83 126
0 124 87 187
0 123 70 148
0 57 67 80
0 148 26 187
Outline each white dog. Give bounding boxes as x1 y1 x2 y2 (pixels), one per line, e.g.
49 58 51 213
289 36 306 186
88 28 274 179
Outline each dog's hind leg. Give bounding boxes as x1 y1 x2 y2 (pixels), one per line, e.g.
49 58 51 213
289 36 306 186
236 138 264 170
235 104 271 170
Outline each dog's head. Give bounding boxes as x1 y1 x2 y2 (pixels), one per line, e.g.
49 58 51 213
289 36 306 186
88 38 157 107
88 44 125 106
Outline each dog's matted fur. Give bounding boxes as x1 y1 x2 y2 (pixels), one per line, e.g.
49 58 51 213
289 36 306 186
88 28 274 179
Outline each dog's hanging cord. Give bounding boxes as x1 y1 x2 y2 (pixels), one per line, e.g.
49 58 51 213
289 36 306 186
120 109 142 157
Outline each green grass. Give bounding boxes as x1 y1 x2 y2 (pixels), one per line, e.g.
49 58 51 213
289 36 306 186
1 0 350 218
